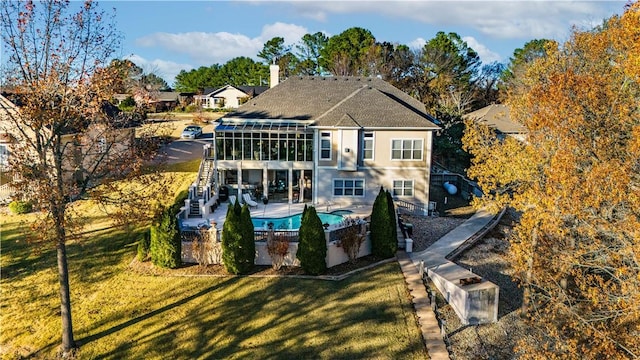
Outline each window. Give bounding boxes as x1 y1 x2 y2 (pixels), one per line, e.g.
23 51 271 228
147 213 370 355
0 144 8 166
362 132 374 160
393 180 414 197
97 137 107 154
391 139 423 160
320 132 332 160
333 179 365 197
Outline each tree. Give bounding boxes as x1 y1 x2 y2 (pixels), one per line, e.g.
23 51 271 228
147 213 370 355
417 31 480 114
221 198 255 274
370 187 397 258
295 32 328 75
320 27 376 76
463 4 640 358
1 0 163 354
296 205 327 275
257 36 290 65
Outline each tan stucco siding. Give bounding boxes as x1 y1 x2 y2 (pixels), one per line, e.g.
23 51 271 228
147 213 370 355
363 130 431 168
315 166 430 206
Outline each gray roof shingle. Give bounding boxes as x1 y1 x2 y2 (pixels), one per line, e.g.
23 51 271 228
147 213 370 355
226 76 439 130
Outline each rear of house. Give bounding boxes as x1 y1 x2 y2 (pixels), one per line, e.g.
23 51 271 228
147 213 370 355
204 73 439 210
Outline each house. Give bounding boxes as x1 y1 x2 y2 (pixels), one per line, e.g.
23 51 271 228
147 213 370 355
187 66 440 216
0 92 136 201
462 104 527 142
195 85 268 110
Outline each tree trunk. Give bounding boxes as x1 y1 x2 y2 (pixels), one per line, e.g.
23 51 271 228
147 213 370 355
57 236 75 353
521 227 537 317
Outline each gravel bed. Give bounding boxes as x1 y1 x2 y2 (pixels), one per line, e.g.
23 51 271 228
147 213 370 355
401 215 468 252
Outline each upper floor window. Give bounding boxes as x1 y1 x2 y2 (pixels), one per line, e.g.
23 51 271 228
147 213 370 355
320 132 332 160
393 180 414 197
391 139 422 160
362 132 374 160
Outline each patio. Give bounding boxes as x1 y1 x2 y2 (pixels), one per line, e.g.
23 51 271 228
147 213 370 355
180 200 372 232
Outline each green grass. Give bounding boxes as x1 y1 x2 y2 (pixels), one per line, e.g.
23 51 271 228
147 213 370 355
0 162 426 360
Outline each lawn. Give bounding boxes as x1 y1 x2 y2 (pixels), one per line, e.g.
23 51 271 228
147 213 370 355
0 162 426 359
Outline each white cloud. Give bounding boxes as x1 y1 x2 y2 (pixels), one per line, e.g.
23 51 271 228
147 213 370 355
408 37 426 50
125 54 193 87
462 36 502 64
135 22 309 69
284 1 622 40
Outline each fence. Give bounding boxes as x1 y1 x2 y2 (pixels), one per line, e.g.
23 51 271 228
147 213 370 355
430 172 482 200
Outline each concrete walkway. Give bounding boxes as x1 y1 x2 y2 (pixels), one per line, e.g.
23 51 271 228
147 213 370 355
397 209 500 359
397 251 450 360
410 209 496 268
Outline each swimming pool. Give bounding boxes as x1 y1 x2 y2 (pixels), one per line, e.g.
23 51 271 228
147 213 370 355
252 211 349 230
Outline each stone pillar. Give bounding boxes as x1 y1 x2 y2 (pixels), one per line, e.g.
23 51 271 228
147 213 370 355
262 167 269 201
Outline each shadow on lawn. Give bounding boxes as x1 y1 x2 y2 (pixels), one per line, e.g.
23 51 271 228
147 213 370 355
115 264 421 359
67 263 424 359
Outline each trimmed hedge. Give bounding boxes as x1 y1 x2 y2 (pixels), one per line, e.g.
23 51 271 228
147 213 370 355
137 229 151 262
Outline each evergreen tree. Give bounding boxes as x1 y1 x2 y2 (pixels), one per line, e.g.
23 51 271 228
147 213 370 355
385 190 398 251
237 204 256 274
297 206 327 275
222 197 243 274
370 187 396 258
150 205 181 268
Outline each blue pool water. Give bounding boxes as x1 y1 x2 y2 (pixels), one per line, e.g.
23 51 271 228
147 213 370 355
252 212 348 230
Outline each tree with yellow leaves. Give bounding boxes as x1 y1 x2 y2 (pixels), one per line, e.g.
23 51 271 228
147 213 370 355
463 3 639 358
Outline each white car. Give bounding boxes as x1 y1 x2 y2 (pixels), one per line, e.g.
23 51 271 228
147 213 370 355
181 125 202 139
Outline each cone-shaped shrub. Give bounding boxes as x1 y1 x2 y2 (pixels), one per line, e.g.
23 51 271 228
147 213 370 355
370 186 396 258
222 197 244 274
236 204 256 273
297 206 327 275
150 205 181 268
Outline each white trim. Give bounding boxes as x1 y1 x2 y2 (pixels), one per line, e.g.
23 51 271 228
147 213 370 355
320 131 332 160
362 131 374 161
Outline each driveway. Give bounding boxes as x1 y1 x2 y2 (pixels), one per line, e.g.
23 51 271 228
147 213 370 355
156 120 215 164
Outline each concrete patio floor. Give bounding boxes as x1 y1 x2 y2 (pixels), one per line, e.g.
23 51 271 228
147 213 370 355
181 201 372 231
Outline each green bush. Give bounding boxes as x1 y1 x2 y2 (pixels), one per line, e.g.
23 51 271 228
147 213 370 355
137 229 151 262
222 197 256 274
370 187 397 258
297 205 327 275
8 200 33 214
150 205 181 268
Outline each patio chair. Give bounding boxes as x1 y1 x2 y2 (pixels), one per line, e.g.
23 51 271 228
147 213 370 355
228 195 237 205
243 193 258 208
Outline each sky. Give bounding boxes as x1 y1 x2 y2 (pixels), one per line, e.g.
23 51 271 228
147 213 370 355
108 1 628 86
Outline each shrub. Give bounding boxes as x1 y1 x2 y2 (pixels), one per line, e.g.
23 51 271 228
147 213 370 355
267 233 290 270
297 206 327 275
8 200 32 214
338 217 366 263
150 205 181 268
370 187 397 258
137 229 151 262
221 197 255 274
191 228 221 266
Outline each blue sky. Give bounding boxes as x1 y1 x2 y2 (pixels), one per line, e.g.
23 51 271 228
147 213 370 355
108 1 628 86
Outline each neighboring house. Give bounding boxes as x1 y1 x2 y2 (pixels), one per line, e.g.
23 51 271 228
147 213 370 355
114 91 182 112
197 67 440 211
195 85 268 110
463 104 527 142
0 92 136 201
